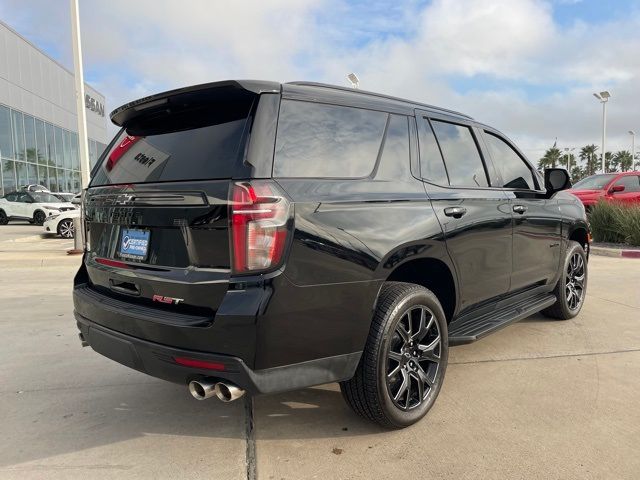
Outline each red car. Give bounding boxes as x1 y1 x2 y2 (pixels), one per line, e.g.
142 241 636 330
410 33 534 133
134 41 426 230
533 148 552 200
568 171 640 210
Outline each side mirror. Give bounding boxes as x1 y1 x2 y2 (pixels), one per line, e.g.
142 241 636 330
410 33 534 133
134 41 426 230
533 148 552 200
610 184 625 194
544 168 571 196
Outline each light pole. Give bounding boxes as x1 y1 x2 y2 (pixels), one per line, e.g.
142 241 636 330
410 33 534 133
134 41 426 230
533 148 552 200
593 91 611 173
563 147 575 173
347 73 360 89
630 130 636 170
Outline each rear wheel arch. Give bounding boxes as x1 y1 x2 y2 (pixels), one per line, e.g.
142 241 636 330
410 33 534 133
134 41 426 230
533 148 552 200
383 258 457 324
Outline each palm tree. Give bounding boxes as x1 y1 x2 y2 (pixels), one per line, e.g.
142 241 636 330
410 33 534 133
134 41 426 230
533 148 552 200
580 145 599 176
538 146 562 169
612 151 633 172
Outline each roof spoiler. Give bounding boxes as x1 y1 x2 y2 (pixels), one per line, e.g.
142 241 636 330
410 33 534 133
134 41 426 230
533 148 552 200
110 80 280 127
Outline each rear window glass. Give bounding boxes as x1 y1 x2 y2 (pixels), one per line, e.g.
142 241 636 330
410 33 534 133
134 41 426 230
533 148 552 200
273 100 387 178
91 104 252 186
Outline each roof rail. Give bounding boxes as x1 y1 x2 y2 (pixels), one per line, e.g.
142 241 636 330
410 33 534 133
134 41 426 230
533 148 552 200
286 81 473 120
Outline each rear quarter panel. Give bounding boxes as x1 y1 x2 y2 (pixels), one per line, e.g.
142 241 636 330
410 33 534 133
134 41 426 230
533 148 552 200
255 177 451 368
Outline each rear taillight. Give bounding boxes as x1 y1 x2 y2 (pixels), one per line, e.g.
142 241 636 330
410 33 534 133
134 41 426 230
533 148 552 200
229 181 291 274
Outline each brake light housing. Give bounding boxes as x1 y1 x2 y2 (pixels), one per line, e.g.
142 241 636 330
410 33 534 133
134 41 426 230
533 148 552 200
229 181 292 274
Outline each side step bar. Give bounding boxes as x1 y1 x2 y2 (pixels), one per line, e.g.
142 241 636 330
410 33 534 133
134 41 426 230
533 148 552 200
448 293 557 346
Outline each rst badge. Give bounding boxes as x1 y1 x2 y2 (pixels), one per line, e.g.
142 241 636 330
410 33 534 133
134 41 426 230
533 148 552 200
152 295 184 305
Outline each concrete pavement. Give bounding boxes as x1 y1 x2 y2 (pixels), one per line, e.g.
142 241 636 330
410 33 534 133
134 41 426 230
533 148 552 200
1 224 639 479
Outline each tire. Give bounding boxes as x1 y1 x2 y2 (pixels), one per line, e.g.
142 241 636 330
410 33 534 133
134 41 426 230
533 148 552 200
0 210 8 225
542 241 588 320
57 218 75 238
340 282 448 429
33 210 46 226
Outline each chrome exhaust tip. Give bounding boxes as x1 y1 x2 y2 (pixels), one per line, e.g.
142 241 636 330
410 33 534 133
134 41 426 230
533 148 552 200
188 379 217 400
214 382 245 402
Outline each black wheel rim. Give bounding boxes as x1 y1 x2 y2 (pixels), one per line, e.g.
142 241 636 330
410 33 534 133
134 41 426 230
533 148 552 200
35 212 45 224
0 212 6 224
386 305 441 411
566 252 585 311
59 220 74 238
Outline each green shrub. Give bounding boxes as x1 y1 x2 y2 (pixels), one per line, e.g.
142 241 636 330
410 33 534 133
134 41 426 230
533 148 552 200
589 201 640 246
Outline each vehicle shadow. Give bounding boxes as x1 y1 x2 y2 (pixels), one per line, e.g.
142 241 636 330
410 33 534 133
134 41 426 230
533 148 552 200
252 384 386 439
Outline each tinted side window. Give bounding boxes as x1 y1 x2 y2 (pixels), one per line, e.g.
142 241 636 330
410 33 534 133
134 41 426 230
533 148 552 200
614 176 640 192
417 117 448 185
274 100 387 178
484 132 536 190
17 193 31 203
376 115 410 180
431 120 488 187
5 192 17 202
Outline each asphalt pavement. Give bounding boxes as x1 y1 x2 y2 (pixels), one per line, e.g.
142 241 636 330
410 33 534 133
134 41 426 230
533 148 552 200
1 225 638 479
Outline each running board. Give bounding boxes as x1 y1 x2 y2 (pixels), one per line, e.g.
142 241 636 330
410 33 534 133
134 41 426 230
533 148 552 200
448 293 557 346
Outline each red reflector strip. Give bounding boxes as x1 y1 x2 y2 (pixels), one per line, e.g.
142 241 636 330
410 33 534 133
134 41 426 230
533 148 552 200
174 357 225 371
95 257 130 269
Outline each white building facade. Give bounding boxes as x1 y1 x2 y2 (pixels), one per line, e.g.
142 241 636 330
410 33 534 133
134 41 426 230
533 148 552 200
0 20 109 195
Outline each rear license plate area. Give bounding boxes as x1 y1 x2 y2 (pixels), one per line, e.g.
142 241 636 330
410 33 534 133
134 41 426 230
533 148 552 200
119 228 150 261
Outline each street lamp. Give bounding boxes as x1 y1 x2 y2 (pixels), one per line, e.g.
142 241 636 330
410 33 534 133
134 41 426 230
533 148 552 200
347 73 359 89
630 130 636 170
593 91 611 173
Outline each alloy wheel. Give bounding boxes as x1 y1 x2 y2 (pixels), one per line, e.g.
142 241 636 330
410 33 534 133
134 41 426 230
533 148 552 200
0 211 7 225
565 252 585 311
58 219 75 238
386 305 441 411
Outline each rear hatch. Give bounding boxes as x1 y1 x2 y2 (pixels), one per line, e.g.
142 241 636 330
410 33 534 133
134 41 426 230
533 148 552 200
79 82 273 350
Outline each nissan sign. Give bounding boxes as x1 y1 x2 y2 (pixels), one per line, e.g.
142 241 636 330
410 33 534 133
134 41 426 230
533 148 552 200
85 94 105 117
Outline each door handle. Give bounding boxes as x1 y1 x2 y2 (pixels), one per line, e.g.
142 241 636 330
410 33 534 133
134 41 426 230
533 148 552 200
444 206 467 218
513 205 528 214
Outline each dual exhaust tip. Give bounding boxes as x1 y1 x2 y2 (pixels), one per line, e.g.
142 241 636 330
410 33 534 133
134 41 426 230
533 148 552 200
188 379 245 402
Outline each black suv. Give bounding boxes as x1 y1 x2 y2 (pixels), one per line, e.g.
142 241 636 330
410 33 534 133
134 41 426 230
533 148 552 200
73 80 589 428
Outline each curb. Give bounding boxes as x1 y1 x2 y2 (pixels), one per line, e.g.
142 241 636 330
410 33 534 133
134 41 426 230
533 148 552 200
590 245 640 259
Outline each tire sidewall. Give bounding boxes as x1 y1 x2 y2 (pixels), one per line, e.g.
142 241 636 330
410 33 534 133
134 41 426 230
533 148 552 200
557 242 588 318
34 210 46 226
0 210 7 225
375 288 449 428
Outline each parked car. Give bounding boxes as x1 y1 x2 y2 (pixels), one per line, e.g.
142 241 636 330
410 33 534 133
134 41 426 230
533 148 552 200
73 80 589 428
43 208 79 238
20 184 50 192
569 171 640 210
52 192 78 203
0 191 77 225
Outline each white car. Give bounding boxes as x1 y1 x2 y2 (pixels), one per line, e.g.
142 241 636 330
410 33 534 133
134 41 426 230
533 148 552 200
0 191 77 226
43 208 80 238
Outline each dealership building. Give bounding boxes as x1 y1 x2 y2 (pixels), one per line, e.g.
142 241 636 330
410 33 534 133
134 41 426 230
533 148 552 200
0 20 109 196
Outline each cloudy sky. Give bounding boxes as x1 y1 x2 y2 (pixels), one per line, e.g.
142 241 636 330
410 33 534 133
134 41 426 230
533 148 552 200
1 0 639 162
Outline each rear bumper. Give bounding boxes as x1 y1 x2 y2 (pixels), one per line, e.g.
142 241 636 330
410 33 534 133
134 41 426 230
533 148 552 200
75 310 361 395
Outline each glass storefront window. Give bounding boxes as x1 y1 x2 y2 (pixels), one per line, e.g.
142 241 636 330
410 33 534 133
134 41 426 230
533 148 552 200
56 168 66 192
24 114 37 163
72 170 80 192
54 127 64 167
1 159 16 196
48 168 59 192
11 111 25 161
35 119 46 164
45 122 56 167
27 163 37 185
0 106 13 160
63 130 72 169
15 161 27 188
70 132 80 170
